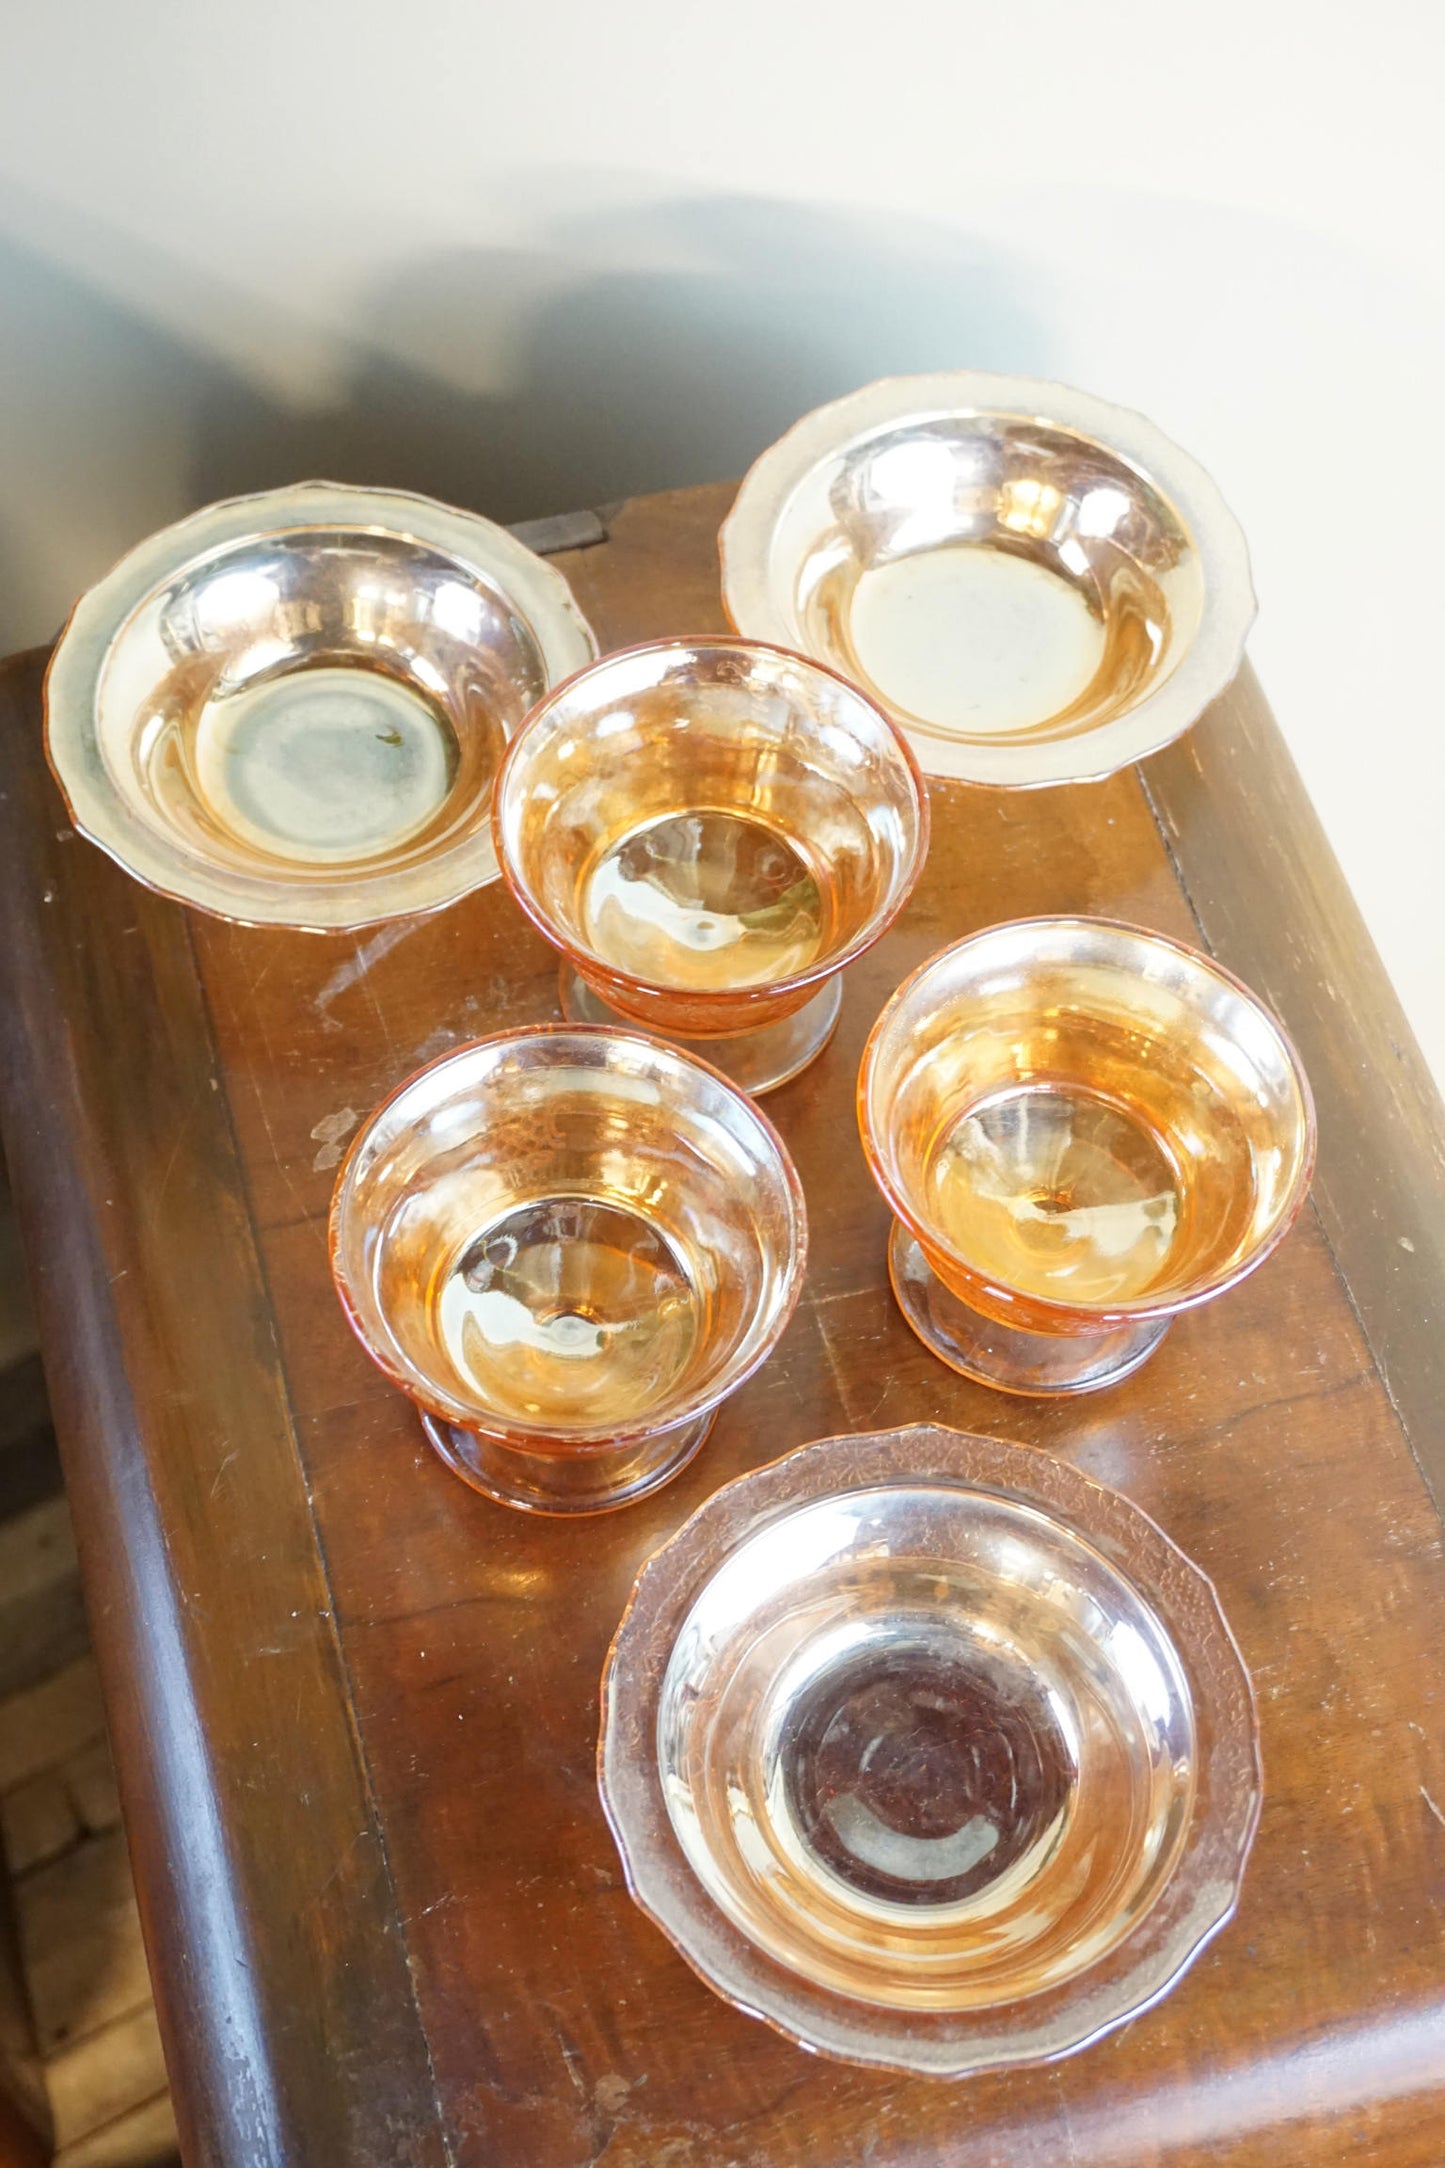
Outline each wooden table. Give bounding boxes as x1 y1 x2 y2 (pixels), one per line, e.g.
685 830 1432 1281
2 482 1443 2167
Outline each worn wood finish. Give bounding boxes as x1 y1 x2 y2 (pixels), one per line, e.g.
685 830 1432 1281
1143 677 1445 1510
1 481 1443 2165
0 656 447 2168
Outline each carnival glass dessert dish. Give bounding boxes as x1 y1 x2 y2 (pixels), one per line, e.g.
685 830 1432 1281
330 1027 807 1514
720 371 1255 787
45 481 597 928
493 637 929 1094
600 1424 1261 2076
858 918 1315 1394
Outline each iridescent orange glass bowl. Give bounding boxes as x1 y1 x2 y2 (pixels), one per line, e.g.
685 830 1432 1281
600 1425 1261 2075
858 918 1315 1393
330 1027 807 1513
44 481 596 928
493 637 929 1094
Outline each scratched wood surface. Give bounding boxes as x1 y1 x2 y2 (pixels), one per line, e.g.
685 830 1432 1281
1 480 1442 2166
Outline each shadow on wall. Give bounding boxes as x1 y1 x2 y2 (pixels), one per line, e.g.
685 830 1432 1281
0 214 259 653
187 197 1052 519
0 188 1050 648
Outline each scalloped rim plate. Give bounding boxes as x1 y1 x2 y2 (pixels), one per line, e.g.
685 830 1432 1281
599 1424 1261 2078
720 372 1256 788
44 480 598 929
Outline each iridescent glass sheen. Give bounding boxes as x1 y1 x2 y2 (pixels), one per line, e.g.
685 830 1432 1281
858 918 1315 1393
45 482 596 928
330 1027 807 1512
493 638 929 1094
600 1425 1261 2075
721 372 1255 787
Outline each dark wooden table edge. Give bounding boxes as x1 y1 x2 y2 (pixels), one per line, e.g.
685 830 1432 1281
0 504 1441 2164
0 648 453 2168
1140 662 1445 1521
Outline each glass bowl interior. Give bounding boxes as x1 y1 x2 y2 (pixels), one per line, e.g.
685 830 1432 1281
860 918 1314 1321
45 482 597 927
659 1480 1196 2010
775 414 1203 750
99 528 544 880
494 639 928 999
720 373 1256 788
600 1426 1261 2076
330 1028 807 1443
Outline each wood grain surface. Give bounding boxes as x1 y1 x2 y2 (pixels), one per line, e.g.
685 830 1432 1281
1 480 1442 2166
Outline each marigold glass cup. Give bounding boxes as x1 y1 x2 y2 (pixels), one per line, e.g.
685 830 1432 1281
858 918 1316 1394
493 637 929 1094
330 1026 807 1513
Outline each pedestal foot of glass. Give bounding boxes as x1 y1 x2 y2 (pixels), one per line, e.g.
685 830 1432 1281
420 1406 716 1516
888 1227 1171 1396
560 967 842 1096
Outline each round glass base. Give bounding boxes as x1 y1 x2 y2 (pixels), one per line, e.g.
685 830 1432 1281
419 1405 716 1516
559 967 842 1096
888 1227 1171 1396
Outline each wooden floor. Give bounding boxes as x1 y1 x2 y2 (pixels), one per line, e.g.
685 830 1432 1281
0 1168 177 2167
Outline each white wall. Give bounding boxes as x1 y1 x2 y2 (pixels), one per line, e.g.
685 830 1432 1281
2 0 1441 1074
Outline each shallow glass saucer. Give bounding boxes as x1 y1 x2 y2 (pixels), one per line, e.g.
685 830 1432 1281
599 1425 1260 2077
720 372 1255 787
44 481 597 929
